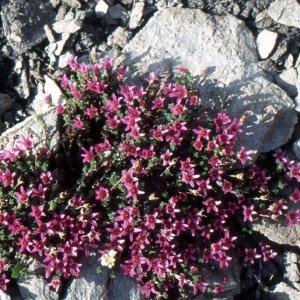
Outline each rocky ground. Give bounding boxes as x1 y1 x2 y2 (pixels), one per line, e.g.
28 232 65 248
0 0 300 299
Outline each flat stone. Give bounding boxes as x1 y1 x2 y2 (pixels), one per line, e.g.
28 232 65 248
269 282 300 299
44 24 56 43
95 0 109 18
118 8 297 159
284 54 294 69
275 67 298 97
0 107 60 152
52 20 83 34
256 30 278 59
269 0 300 28
108 4 129 19
129 1 145 29
107 27 133 48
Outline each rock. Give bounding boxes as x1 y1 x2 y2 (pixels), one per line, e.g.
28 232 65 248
108 4 129 19
17 259 59 300
258 59 278 76
269 282 300 299
275 68 298 97
44 75 64 107
107 269 143 300
284 252 300 282
293 139 300 159
1 0 56 55
61 253 110 300
0 107 60 153
284 54 294 69
54 33 71 56
52 11 86 34
271 40 288 62
118 8 297 159
269 0 300 29
256 30 278 59
13 58 30 99
44 24 56 43
107 27 133 48
0 290 11 300
129 1 145 29
57 49 76 68
95 0 110 18
0 94 13 116
61 0 82 9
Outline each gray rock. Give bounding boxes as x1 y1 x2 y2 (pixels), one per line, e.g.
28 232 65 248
61 253 110 300
269 282 300 299
95 0 110 18
52 11 86 34
293 139 300 159
44 24 56 43
0 107 60 152
0 290 11 300
271 40 288 62
1 0 56 55
0 94 13 116
258 59 278 76
284 252 300 282
108 4 129 19
269 0 300 28
107 269 143 300
54 33 71 56
57 49 76 68
256 30 278 59
129 1 145 29
17 259 59 300
284 54 294 69
275 67 298 97
61 0 82 9
44 75 64 107
107 27 133 48
118 8 297 159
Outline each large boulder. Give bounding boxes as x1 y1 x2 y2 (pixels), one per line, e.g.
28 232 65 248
117 8 297 160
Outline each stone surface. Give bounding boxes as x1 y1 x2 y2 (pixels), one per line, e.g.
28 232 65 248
118 7 297 159
275 67 298 97
129 1 145 29
95 0 110 18
107 27 133 48
1 0 56 55
269 0 300 29
108 4 129 19
0 94 13 116
0 108 59 153
284 54 294 69
256 30 278 59
269 282 300 299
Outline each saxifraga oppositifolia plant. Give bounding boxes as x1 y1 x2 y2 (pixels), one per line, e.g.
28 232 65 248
0 49 298 298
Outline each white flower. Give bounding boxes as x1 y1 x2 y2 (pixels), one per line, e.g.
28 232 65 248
101 250 117 268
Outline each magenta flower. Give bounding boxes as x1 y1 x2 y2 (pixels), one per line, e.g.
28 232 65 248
213 112 231 131
217 130 234 145
150 126 167 141
170 101 187 116
15 186 32 202
161 149 172 166
102 57 113 70
216 252 232 268
181 170 200 187
271 199 288 215
202 248 215 263
17 236 32 253
40 172 52 185
81 146 95 163
29 205 46 220
193 277 209 295
138 281 158 299
228 118 243 135
67 56 78 71
244 248 261 264
85 105 98 119
207 140 219 151
121 170 138 185
59 74 69 88
78 62 88 76
31 238 48 257
47 278 61 292
209 167 223 181
106 115 120 129
59 241 78 260
169 84 188 100
56 104 66 114
290 164 300 182
145 212 162 230
237 146 252 165
144 72 157 83
124 182 145 201
287 209 300 226
92 63 102 75
151 96 165 110
243 205 257 222
203 197 221 213
180 157 195 171
34 219 54 239
95 186 109 202
31 184 47 199
0 274 9 291
0 168 15 187
72 117 84 129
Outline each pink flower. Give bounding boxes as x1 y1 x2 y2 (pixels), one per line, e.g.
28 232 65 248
29 205 46 221
181 170 200 187
72 117 84 129
92 63 102 75
14 186 32 203
17 133 35 149
210 167 223 181
169 84 188 100
170 101 187 116
228 118 243 135
95 186 109 202
102 57 113 70
243 205 257 222
31 238 48 257
139 281 158 299
213 285 225 294
287 209 300 226
115 67 127 78
67 56 78 71
47 278 61 292
40 172 52 185
213 112 231 131
0 274 9 291
106 115 120 129
144 72 157 83
59 241 78 260
56 104 66 114
161 150 172 166
271 199 288 215
193 277 209 295
81 146 95 163
151 97 165 110
237 146 252 165
244 248 261 264
85 105 98 119
203 197 221 213
124 183 145 201
1 168 15 187
196 179 212 196
31 184 47 199
59 74 69 88
179 66 187 73
78 62 88 76
145 212 162 230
